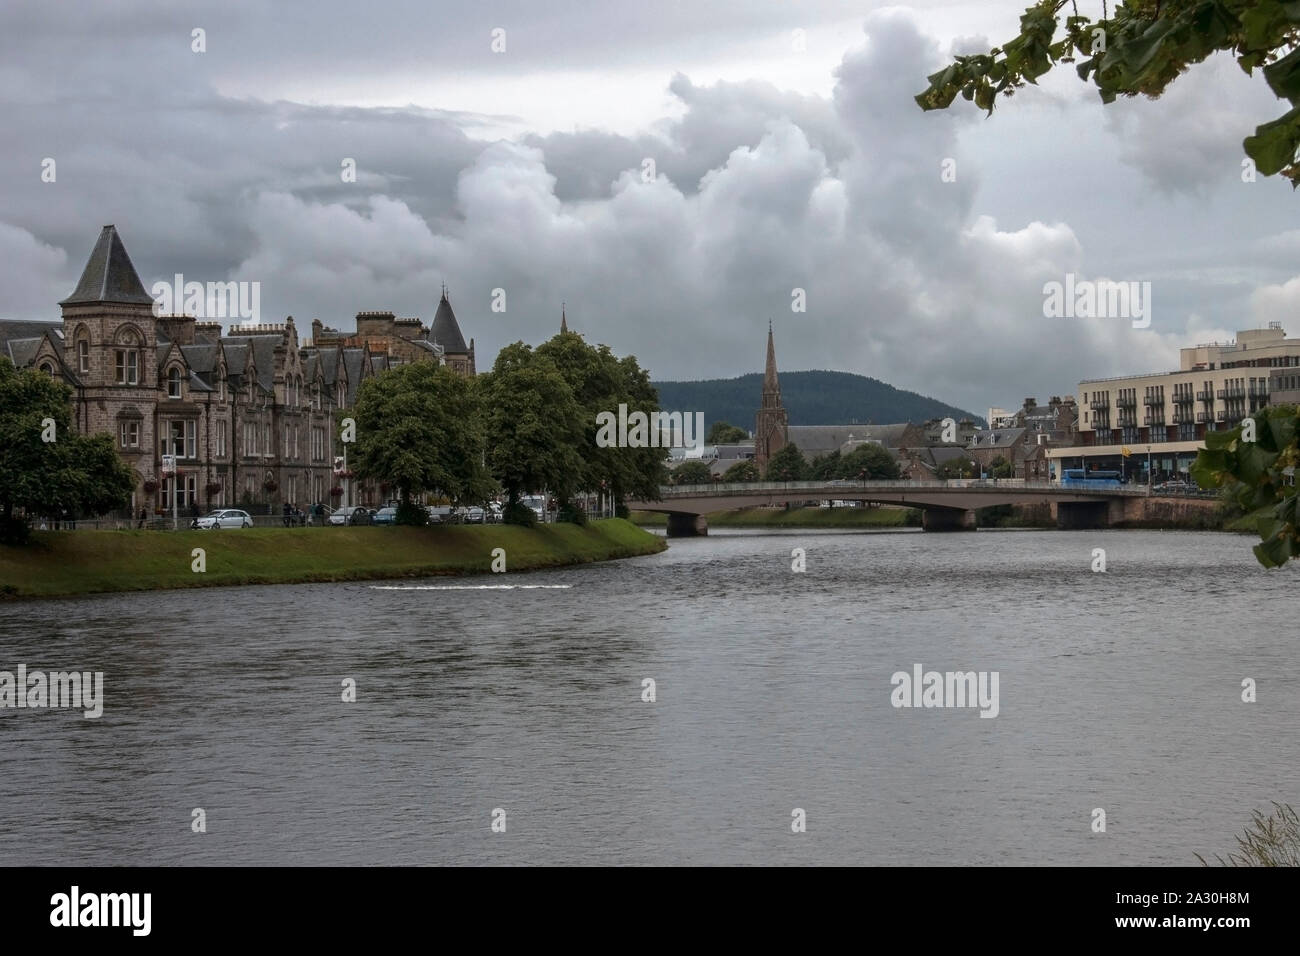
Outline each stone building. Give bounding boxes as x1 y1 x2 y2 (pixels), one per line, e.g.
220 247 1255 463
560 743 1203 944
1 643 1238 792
0 225 475 517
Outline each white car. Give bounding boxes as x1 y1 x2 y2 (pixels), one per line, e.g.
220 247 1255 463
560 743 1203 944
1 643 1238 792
194 509 252 529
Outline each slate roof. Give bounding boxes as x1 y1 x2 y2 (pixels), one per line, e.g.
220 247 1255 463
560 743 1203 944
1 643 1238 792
60 225 156 306
968 427 1027 448
430 292 468 353
787 423 914 458
180 343 219 376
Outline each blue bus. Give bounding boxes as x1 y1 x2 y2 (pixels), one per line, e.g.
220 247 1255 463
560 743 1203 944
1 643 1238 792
1061 468 1123 489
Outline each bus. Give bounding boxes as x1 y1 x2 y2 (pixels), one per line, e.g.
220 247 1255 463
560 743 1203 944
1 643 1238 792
1061 468 1123 489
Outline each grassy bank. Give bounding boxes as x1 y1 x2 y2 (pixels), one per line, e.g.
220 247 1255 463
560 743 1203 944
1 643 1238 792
632 506 920 529
0 518 665 600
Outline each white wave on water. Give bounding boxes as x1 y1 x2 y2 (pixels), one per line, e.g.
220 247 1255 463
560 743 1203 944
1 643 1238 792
368 584 572 590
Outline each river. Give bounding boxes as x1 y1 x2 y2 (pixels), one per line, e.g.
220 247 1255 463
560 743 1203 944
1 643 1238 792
0 527 1295 865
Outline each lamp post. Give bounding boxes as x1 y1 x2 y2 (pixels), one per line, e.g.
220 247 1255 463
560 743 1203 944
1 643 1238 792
1146 444 1152 494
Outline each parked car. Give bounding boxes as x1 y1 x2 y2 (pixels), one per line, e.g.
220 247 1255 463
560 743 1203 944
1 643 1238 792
194 509 253 529
486 502 503 523
372 507 398 525
463 506 485 524
329 506 372 526
426 505 452 525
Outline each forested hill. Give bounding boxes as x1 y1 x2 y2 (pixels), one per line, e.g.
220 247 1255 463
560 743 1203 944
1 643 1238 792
651 370 984 431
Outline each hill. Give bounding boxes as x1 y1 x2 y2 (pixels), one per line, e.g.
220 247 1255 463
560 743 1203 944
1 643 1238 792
651 370 984 433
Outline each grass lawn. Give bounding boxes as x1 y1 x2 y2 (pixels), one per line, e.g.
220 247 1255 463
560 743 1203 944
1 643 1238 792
0 518 665 600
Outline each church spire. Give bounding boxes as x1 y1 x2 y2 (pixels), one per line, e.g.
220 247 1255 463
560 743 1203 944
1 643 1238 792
763 319 781 401
561 302 568 334
755 320 788 469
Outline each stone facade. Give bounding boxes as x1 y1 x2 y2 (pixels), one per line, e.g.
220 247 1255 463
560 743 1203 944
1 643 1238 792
1 225 475 517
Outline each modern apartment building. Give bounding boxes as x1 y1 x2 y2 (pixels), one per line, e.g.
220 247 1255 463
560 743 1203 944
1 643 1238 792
1047 324 1300 481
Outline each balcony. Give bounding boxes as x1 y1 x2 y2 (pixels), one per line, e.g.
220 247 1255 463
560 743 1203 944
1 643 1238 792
1197 391 1211 402
1143 414 1165 426
1196 412 1210 423
1216 389 1227 400
1089 400 1109 410
1116 396 1137 408
1173 393 1195 405
1216 411 1226 421
1226 387 1246 399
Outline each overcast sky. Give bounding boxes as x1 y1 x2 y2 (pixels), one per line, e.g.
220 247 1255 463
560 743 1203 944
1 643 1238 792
3 0 1298 412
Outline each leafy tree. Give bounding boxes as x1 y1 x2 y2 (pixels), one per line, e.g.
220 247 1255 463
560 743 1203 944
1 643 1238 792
809 450 842 481
722 459 760 482
672 460 714 485
536 333 667 508
707 420 749 444
935 455 979 479
916 0 1300 186
1191 405 1300 566
350 361 493 521
840 443 901 479
764 443 808 481
989 455 1015 479
0 359 134 543
479 343 586 521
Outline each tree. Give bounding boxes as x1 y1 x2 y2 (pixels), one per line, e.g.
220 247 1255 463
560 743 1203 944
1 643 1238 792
0 358 134 542
989 455 1015 479
707 420 749 444
809 450 842 481
935 455 979 479
840 443 901 479
722 459 760 482
350 362 493 523
672 460 714 485
764 443 808 481
536 333 667 508
916 0 1300 186
1191 405 1300 566
479 343 587 521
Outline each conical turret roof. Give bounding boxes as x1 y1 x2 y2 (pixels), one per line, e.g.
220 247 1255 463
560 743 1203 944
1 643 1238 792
430 287 468 353
60 225 155 306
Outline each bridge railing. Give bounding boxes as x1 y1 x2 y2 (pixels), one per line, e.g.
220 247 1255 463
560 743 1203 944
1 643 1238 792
646 479 1151 497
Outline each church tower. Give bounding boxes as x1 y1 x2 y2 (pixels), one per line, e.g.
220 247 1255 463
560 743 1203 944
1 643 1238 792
754 321 788 470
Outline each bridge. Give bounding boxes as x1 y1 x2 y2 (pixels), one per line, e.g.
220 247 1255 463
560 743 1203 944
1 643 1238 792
627 479 1159 536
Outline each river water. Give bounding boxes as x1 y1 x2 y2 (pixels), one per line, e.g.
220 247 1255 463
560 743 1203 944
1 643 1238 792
0 527 1296 866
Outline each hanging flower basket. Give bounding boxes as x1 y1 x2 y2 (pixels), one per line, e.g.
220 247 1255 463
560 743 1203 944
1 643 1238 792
329 486 344 498
263 479 279 493
379 481 391 494
205 482 223 497
142 479 159 494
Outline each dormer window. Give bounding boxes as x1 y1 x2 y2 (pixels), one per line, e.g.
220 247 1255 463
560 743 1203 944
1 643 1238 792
167 365 182 399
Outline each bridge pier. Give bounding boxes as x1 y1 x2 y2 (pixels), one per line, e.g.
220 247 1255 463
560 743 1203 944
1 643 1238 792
666 513 708 537
921 508 976 532
1054 500 1113 530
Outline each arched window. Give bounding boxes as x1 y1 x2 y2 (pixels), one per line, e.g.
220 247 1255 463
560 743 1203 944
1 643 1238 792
114 328 140 385
75 333 89 374
39 362 54 377
167 365 182 399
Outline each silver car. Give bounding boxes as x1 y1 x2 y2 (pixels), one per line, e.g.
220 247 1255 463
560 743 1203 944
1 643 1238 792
194 509 253 529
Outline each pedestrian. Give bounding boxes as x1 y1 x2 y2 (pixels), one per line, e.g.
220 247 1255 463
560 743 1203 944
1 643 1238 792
138 508 146 529
282 501 291 528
